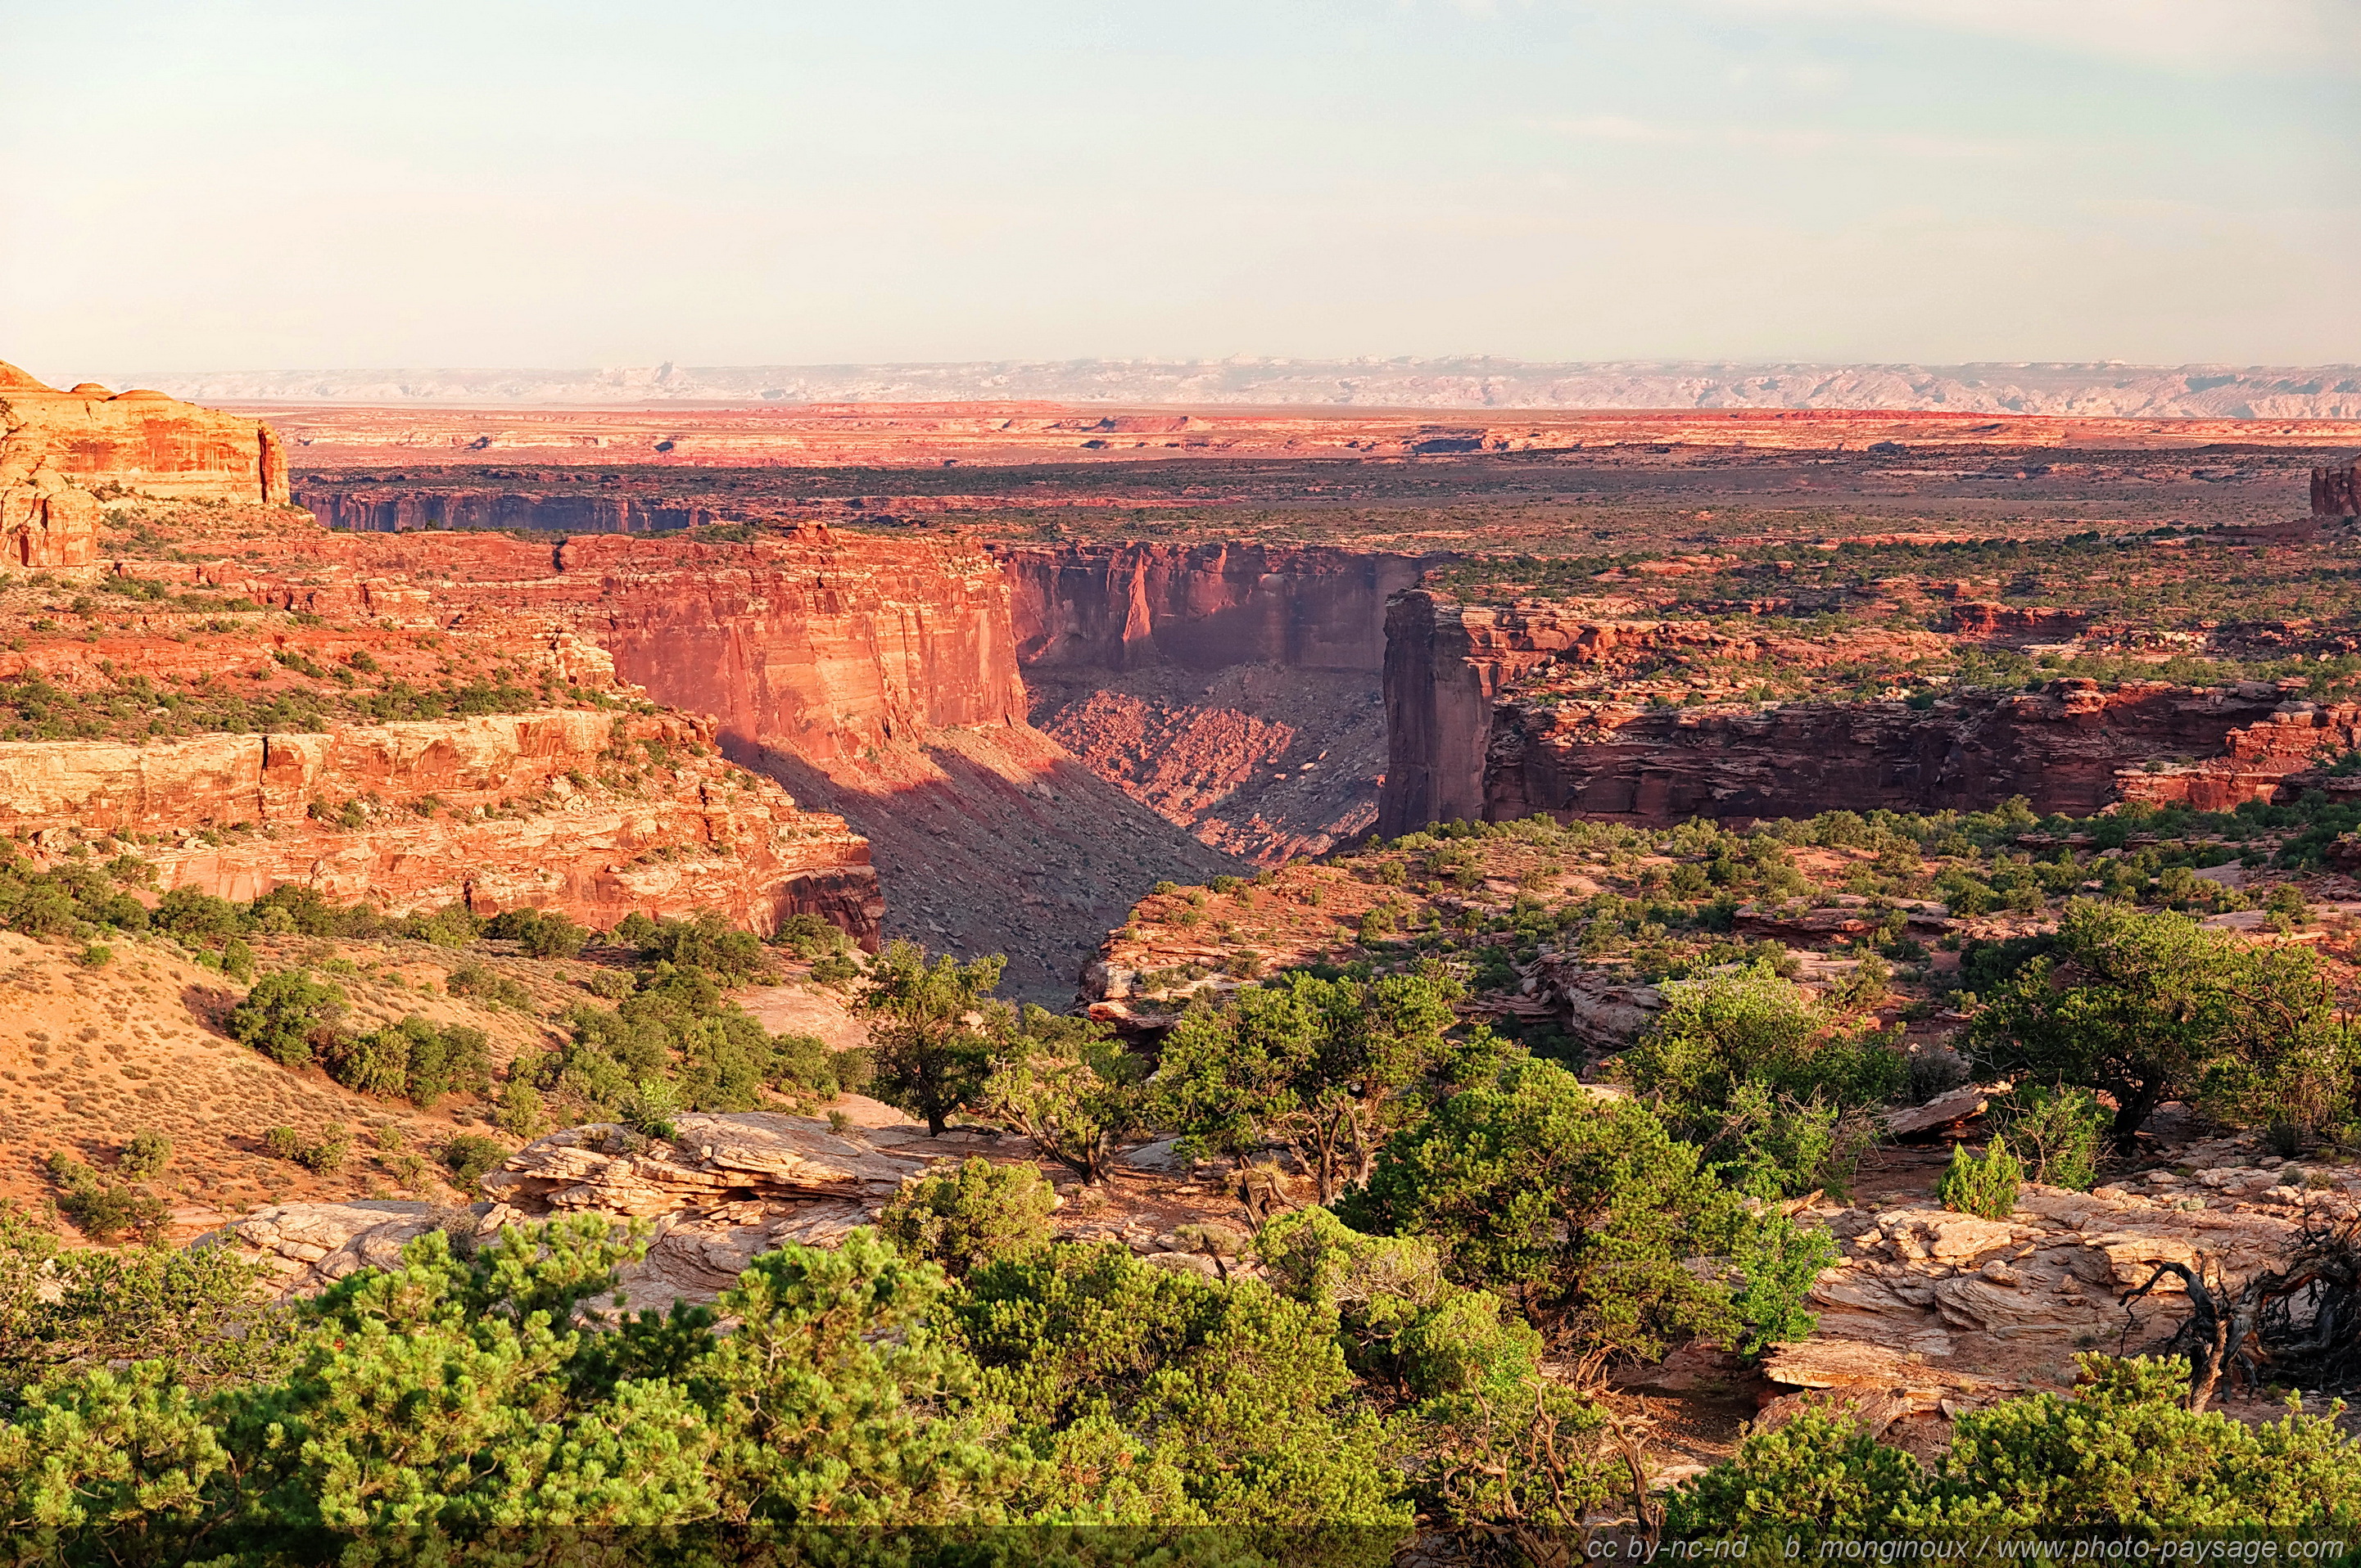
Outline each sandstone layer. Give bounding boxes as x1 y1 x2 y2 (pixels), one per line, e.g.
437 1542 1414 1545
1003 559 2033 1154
1004 543 1443 862
1000 542 1439 673
1378 589 2304 833
2114 704 2361 812
72 514 1232 996
0 708 881 942
1 362 287 567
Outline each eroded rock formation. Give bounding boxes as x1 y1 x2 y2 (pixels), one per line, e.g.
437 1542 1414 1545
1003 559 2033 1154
0 708 881 941
1001 542 1437 673
1005 544 1444 861
1380 590 2301 832
296 483 712 534
2314 459 2360 517
2115 704 2361 812
0 363 286 566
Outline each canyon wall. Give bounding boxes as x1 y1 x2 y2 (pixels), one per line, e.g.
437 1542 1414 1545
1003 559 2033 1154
2114 705 2361 812
1379 590 2303 832
1002 543 1447 864
136 522 1196 994
0 709 881 942
999 542 1441 673
293 482 712 534
213 526 1029 766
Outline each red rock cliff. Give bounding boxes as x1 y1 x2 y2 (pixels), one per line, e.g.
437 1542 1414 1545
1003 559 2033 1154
0 707 882 942
217 526 1029 767
999 542 1441 673
0 363 287 566
1379 590 2300 832
294 483 716 534
2317 459 2360 517
2114 704 2361 812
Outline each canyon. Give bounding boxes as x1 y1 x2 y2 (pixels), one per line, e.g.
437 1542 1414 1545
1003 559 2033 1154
1002 542 1442 861
11 381 2361 1000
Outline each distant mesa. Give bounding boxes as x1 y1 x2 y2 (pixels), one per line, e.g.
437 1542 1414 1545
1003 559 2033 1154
0 359 288 565
105 358 2361 420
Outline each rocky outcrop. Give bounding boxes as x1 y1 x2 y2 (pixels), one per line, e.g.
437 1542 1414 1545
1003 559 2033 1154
210 1114 960 1313
1486 682 2294 826
0 709 882 942
2115 703 2361 811
478 1115 922 1214
1000 543 1441 673
1943 602 2090 644
226 527 1029 768
2314 459 2359 517
1378 590 2302 832
1 364 286 567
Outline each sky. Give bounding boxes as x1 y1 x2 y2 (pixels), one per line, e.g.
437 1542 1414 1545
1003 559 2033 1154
2 0 2355 377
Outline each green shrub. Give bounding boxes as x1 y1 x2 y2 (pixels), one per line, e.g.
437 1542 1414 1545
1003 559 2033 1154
445 960 534 1011
1728 1210 1837 1356
251 883 379 939
117 1130 172 1181
875 1157 1056 1277
1153 967 1476 1202
1939 1141 2023 1219
1614 960 1900 1198
296 1127 351 1175
486 906 589 960
1341 1057 1746 1362
401 902 483 948
581 967 635 1001
495 1078 550 1140
856 941 1003 1136
0 1204 287 1392
1667 1404 1925 1539
1993 1083 2110 1191
152 888 245 942
1972 901 2346 1146
42 1152 170 1245
1676 1353 2361 1534
261 1126 301 1160
772 911 851 960
440 1134 511 1196
227 969 347 1069
952 1239 1411 1540
627 908 771 983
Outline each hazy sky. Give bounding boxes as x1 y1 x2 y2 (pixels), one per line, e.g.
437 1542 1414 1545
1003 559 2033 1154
3 0 2355 378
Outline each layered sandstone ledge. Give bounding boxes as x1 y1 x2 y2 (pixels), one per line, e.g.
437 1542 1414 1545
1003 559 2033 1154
1 362 287 567
156 527 1028 766
1378 589 2314 833
0 708 882 942
998 541 1442 674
